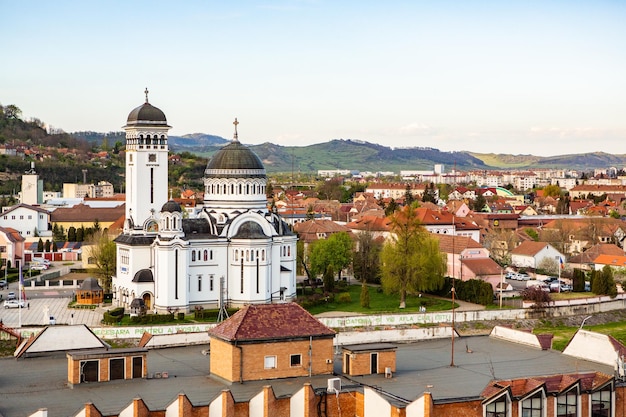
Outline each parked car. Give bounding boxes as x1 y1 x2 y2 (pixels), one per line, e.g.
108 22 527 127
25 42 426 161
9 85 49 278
4 299 25 309
517 274 531 281
0 279 6 289
49 316 56 325
560 284 573 292
7 292 16 300
31 264 48 271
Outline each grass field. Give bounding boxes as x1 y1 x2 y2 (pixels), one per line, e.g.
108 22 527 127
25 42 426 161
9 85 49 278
303 284 455 315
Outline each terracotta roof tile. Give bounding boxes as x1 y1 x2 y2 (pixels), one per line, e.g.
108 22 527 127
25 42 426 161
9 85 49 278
209 303 335 342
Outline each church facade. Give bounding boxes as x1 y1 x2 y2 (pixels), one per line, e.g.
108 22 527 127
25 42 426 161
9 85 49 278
112 92 297 313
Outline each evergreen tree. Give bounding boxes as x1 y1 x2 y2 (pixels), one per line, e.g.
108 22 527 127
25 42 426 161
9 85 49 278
360 283 370 308
37 238 44 252
323 265 335 293
67 227 77 242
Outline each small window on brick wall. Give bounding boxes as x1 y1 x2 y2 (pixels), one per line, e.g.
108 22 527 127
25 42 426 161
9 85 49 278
290 354 302 367
264 355 276 369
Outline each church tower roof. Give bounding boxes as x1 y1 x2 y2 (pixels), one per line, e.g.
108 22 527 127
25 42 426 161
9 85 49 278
124 88 170 128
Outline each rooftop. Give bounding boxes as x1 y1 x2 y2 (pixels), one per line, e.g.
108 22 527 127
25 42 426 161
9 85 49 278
0 333 615 416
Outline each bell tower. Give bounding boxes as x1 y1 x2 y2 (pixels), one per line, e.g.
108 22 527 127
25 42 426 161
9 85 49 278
123 88 171 233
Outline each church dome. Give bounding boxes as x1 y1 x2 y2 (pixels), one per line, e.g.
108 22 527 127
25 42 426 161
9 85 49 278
205 141 266 179
124 89 170 128
161 200 182 213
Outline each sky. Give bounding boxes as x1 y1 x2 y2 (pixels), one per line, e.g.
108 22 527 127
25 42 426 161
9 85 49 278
2 1 626 156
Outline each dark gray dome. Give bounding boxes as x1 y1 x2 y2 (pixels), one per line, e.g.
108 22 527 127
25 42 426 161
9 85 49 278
204 141 266 179
161 200 182 213
125 102 170 128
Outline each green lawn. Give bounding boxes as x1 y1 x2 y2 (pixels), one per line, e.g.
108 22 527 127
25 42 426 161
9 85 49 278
534 320 626 351
302 284 456 315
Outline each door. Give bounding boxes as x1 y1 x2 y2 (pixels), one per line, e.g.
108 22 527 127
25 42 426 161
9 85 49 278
132 356 143 379
344 353 351 374
109 358 125 380
81 360 99 383
370 353 378 374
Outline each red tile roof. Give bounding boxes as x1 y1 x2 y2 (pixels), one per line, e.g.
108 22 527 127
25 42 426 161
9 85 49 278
209 303 335 343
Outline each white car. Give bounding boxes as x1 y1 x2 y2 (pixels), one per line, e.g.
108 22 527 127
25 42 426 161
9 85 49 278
4 299 25 308
31 264 48 271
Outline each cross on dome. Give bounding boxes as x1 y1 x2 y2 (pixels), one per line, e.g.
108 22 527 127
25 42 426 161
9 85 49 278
233 118 239 142
144 88 149 103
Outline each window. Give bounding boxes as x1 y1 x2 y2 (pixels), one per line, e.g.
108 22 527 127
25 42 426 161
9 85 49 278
210 275 214 291
290 354 302 367
264 356 276 369
204 250 208 261
198 275 202 292
556 388 578 417
521 391 543 417
192 251 196 261
485 394 508 417
591 386 612 417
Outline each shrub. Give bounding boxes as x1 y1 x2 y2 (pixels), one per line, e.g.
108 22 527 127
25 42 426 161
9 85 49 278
521 286 551 307
103 307 125 324
337 292 351 303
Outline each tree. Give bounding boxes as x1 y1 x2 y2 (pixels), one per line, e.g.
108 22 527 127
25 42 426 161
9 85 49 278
381 206 446 308
404 184 415 207
86 230 117 293
543 184 562 198
44 239 51 252
422 182 437 203
67 226 77 242
323 265 335 293
572 268 586 292
384 198 399 216
591 265 617 297
308 232 353 282
360 283 370 308
472 194 487 212
37 238 44 252
352 230 382 284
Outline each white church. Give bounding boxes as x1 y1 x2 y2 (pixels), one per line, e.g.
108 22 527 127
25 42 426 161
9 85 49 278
112 91 297 313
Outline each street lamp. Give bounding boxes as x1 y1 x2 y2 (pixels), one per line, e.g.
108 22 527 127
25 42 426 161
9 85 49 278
579 315 592 330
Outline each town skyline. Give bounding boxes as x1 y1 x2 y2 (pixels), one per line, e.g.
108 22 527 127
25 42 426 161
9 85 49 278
2 1 626 156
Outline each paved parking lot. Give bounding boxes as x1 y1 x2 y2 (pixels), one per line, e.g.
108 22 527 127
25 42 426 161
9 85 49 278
0 294 103 329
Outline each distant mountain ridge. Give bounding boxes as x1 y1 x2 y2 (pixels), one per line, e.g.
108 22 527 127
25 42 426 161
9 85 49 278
71 131 626 173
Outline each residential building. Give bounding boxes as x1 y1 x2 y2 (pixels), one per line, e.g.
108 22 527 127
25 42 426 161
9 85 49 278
510 241 565 271
0 204 51 238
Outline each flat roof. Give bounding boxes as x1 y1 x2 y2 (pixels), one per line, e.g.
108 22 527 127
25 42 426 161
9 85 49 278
0 335 615 416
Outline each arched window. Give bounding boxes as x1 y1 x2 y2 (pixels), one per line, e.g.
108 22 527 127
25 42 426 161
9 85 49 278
192 251 196 261
230 184 234 194
239 184 242 194
246 184 250 194
210 250 213 260
288 246 291 257
246 250 249 261
251 251 255 262
235 250 239 261
166 217 170 230
204 250 208 261
262 250 265 261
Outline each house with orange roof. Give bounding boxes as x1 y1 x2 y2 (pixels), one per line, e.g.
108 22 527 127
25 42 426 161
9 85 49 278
568 243 625 271
592 254 626 271
208 303 335 383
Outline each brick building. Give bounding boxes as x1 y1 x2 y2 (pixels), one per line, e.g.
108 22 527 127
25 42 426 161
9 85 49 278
208 302 335 383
